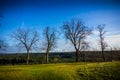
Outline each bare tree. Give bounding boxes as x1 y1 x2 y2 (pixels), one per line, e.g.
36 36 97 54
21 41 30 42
42 26 56 64
12 28 39 64
62 18 92 62
97 24 107 61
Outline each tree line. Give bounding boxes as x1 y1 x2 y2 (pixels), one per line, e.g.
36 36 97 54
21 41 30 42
0 51 120 65
0 18 116 65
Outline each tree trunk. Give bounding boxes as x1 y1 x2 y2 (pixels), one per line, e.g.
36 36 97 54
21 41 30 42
75 50 79 62
27 50 30 65
46 50 49 64
102 50 105 62
83 53 86 62
110 52 113 61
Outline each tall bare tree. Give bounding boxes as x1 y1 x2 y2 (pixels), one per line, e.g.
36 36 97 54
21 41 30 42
12 28 39 64
62 18 92 62
97 24 107 61
42 26 56 64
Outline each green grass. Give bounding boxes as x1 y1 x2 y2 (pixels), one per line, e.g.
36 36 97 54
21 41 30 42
0 61 120 80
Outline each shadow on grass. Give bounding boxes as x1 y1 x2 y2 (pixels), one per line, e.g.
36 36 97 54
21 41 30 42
76 62 120 80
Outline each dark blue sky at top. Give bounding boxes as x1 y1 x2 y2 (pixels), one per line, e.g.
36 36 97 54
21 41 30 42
0 0 120 36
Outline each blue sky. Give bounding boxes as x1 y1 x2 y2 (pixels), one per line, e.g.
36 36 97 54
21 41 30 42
0 0 120 53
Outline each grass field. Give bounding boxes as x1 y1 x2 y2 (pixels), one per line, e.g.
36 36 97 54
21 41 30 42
0 61 120 80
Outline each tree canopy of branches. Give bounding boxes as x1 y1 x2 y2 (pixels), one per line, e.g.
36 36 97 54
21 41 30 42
62 18 92 62
42 26 56 64
97 24 107 61
12 28 39 64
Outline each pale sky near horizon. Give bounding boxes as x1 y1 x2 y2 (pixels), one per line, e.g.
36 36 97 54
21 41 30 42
0 0 120 53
